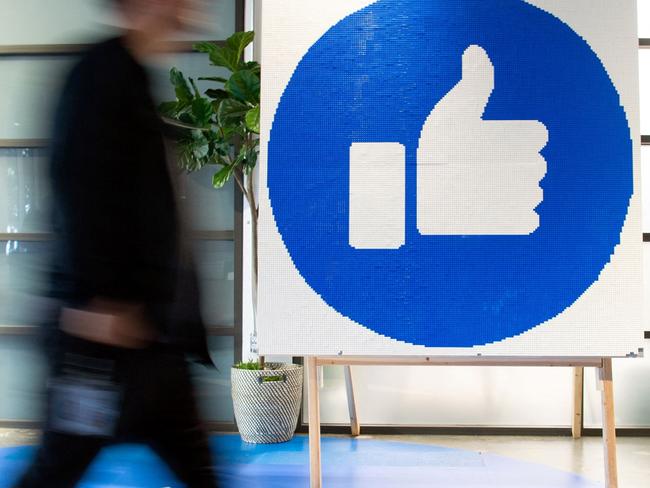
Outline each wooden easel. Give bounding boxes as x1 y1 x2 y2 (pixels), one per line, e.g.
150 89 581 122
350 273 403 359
306 356 618 488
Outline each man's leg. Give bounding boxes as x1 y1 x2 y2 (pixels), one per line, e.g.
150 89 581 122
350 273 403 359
144 354 218 487
14 431 103 488
150 420 217 488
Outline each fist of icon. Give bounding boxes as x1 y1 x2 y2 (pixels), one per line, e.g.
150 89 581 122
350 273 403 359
349 45 549 249
417 45 549 235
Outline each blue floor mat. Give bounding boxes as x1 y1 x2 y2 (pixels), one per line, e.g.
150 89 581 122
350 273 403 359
0 434 602 487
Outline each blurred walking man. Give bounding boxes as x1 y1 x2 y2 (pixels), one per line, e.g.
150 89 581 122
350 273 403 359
14 1 218 486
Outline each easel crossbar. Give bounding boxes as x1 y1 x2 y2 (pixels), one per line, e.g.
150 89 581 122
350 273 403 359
316 356 605 368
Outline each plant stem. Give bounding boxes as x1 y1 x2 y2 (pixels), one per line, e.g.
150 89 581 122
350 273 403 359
161 116 208 132
246 171 259 330
236 165 260 365
233 168 246 196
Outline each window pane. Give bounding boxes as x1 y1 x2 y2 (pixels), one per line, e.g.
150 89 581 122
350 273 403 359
641 146 650 232
149 52 231 104
640 0 650 38
194 240 235 327
0 0 236 46
641 49 650 135
193 335 235 423
180 167 235 232
0 0 115 45
0 241 52 326
0 335 46 421
0 54 232 140
645 244 650 329
0 238 235 327
0 148 51 234
0 57 72 139
152 53 235 232
0 335 234 423
0 55 227 139
173 0 238 42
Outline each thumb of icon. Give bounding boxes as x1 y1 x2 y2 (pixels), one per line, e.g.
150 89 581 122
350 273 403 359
417 45 549 236
434 45 495 122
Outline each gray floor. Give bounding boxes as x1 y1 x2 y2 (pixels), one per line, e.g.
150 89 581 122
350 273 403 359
2 429 649 487
383 435 650 487
0 429 38 448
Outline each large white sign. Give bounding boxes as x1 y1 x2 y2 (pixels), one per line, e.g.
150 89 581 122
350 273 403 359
259 0 643 357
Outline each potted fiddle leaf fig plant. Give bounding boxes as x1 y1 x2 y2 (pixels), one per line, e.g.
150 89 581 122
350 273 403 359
160 31 303 444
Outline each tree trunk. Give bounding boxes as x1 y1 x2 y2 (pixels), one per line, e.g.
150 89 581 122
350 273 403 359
245 172 262 368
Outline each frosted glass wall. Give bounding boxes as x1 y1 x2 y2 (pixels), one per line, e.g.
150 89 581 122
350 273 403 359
641 49 649 136
0 0 236 45
0 58 71 140
639 0 650 38
0 1 241 424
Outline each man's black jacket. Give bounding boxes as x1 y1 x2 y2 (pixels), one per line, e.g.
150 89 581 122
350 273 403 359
47 37 210 361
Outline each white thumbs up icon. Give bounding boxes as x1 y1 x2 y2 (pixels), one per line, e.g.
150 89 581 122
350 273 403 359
349 45 549 249
417 45 548 235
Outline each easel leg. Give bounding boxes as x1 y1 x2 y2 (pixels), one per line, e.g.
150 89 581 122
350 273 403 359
572 367 584 439
343 365 361 436
307 357 322 488
599 358 618 488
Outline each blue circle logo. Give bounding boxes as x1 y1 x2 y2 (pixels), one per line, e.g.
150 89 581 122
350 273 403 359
268 0 633 347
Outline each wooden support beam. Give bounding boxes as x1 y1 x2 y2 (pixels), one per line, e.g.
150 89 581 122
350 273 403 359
343 365 361 437
599 358 618 488
572 367 584 439
316 356 604 368
307 357 322 488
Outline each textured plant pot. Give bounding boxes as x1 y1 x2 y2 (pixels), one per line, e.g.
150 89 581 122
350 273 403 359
231 363 304 444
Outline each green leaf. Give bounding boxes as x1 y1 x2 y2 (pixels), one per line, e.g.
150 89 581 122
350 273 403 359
191 97 214 127
225 31 255 66
211 154 230 167
170 68 193 103
211 100 222 113
216 125 237 144
205 88 229 101
242 61 261 75
176 129 211 172
179 112 196 125
194 41 217 56
239 142 259 173
212 164 234 188
245 105 260 134
235 360 261 370
168 32 261 179
178 143 201 172
192 140 209 160
178 148 198 172
194 41 239 72
225 70 260 104
158 101 179 117
198 76 228 84
217 98 249 126
190 78 201 97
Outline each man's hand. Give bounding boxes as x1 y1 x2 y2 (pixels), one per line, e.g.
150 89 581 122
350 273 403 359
60 299 156 349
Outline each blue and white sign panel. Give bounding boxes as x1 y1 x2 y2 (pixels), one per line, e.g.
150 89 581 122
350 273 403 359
259 0 644 357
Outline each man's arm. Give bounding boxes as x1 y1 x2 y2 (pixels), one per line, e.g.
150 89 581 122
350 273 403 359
51 55 156 347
